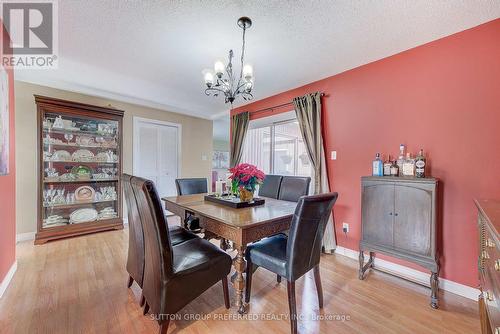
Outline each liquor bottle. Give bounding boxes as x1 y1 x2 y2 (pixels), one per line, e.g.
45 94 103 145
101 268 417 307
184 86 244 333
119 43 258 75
396 144 406 176
415 149 426 178
402 153 415 176
383 155 392 176
372 153 383 176
390 160 399 176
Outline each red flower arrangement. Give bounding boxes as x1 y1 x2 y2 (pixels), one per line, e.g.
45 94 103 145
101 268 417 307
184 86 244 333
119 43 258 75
229 163 266 194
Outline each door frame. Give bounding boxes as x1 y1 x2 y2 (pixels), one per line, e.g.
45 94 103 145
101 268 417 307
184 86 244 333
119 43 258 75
132 116 182 180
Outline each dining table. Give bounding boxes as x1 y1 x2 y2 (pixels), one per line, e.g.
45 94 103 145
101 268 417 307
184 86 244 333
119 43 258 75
162 193 297 314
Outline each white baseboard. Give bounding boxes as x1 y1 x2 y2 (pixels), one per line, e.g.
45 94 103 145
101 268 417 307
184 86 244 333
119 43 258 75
16 232 35 243
0 261 17 298
334 246 479 301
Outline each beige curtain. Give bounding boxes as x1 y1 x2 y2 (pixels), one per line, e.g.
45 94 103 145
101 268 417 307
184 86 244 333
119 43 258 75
230 111 250 167
293 92 337 253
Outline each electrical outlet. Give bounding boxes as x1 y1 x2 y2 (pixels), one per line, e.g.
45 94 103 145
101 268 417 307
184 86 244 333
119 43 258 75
342 222 349 233
331 151 337 160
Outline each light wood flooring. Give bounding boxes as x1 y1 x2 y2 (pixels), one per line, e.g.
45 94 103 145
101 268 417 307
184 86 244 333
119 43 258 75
0 223 480 334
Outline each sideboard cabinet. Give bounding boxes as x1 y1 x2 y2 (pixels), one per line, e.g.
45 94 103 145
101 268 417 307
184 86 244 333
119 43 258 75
359 176 439 308
476 199 500 334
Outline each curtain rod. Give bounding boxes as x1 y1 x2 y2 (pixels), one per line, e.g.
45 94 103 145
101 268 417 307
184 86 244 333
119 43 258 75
250 92 325 115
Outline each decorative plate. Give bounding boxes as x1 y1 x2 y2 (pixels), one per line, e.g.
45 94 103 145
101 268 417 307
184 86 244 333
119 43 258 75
95 152 108 162
74 185 95 202
51 150 71 161
71 165 93 179
76 136 95 146
72 149 94 162
69 208 98 224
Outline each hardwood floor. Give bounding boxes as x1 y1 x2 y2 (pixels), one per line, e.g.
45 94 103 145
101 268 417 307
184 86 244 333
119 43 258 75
0 223 479 334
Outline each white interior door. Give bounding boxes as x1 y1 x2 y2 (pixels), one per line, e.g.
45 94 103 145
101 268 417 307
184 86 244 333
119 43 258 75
133 118 180 212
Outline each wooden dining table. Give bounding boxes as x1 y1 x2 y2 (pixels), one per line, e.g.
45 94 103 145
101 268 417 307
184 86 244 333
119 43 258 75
162 193 297 314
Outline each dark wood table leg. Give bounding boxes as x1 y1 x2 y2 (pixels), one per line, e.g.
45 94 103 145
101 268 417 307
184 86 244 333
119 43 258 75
233 245 248 314
358 250 375 280
430 266 439 309
358 250 365 280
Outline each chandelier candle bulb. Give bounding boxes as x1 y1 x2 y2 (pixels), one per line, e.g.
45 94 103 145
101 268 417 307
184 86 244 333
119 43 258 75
214 61 225 77
243 64 253 80
204 71 214 87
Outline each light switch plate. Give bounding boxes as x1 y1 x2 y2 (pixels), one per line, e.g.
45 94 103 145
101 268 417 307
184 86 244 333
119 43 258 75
201 154 207 161
331 151 337 160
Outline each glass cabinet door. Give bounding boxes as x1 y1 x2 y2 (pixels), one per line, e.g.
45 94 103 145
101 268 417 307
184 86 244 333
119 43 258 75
41 112 120 229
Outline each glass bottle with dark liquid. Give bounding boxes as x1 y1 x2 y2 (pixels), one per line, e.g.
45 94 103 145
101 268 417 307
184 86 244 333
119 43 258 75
415 149 426 178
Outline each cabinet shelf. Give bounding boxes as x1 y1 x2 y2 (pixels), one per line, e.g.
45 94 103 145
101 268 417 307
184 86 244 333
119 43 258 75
43 142 118 149
43 199 117 209
43 127 116 139
44 178 119 184
44 160 118 164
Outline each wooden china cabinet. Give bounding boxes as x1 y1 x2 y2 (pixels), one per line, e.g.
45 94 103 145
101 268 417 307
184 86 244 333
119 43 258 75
35 95 124 244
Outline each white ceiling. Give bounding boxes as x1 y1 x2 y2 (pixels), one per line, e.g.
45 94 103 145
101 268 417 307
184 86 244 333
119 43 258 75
15 0 500 120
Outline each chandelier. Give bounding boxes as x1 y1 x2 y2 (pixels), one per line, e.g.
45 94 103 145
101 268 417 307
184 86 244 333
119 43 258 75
203 17 254 105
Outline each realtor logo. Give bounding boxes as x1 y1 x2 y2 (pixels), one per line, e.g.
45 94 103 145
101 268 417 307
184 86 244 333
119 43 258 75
1 0 58 69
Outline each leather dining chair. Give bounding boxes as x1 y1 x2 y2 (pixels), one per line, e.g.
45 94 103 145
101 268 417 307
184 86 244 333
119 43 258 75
245 192 338 334
123 174 145 291
175 177 208 195
257 174 283 199
278 176 311 202
131 176 232 334
174 178 208 232
174 177 230 250
123 174 198 306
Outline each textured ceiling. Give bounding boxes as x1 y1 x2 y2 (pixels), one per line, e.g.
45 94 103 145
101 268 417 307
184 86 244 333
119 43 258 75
15 0 500 119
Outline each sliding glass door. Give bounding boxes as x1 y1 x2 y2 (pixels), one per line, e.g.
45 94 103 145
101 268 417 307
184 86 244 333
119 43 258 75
241 118 311 177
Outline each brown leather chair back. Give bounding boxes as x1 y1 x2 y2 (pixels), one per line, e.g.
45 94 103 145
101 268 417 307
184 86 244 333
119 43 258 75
123 174 145 287
286 192 338 280
131 176 173 315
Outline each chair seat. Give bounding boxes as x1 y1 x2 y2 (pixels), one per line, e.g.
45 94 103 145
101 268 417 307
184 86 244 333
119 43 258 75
246 234 288 278
169 225 198 246
172 238 232 277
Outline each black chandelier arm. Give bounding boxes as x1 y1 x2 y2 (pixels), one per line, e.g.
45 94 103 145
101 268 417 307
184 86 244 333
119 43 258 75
205 86 228 96
214 77 225 88
235 80 250 94
240 91 253 101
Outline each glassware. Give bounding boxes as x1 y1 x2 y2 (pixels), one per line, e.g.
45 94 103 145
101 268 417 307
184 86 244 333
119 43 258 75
64 133 74 145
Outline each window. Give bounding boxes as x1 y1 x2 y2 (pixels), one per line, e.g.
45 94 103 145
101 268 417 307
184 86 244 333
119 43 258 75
240 113 312 178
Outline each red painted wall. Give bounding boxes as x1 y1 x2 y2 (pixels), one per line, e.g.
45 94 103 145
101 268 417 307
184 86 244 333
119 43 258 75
232 19 500 288
0 20 16 284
